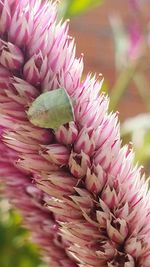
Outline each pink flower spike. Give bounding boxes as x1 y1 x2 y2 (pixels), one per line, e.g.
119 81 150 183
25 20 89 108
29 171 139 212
23 52 47 85
8 1 34 47
55 121 78 145
0 1 149 266
74 127 96 156
69 151 91 179
0 40 24 70
0 0 11 34
85 164 106 194
40 143 70 166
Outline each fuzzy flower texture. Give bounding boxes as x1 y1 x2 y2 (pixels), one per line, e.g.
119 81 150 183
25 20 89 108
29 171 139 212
0 1 150 266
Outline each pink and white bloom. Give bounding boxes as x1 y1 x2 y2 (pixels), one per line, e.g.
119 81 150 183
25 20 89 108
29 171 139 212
0 1 150 267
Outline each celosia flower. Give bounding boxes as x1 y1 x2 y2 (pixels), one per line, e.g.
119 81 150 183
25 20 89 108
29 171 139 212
0 1 150 267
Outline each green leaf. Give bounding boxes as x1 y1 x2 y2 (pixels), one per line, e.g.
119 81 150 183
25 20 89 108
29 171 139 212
27 88 74 129
60 0 104 18
0 201 43 267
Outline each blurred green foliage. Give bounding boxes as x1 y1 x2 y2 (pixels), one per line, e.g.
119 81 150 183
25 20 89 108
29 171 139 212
59 0 104 18
0 199 45 267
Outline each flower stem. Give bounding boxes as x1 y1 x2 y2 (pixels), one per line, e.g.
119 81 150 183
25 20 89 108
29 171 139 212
133 72 150 111
109 63 138 111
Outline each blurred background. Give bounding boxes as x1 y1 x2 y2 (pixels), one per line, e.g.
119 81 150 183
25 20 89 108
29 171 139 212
0 0 150 266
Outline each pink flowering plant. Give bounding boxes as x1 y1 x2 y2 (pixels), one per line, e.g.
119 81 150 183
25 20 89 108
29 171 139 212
0 1 150 266
110 0 150 111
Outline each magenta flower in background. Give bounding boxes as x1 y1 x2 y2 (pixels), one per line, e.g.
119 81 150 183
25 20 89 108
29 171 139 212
129 0 140 11
128 20 142 61
0 1 150 266
127 0 143 62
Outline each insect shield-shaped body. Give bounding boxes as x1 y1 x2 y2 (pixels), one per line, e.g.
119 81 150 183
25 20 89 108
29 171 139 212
27 88 74 129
